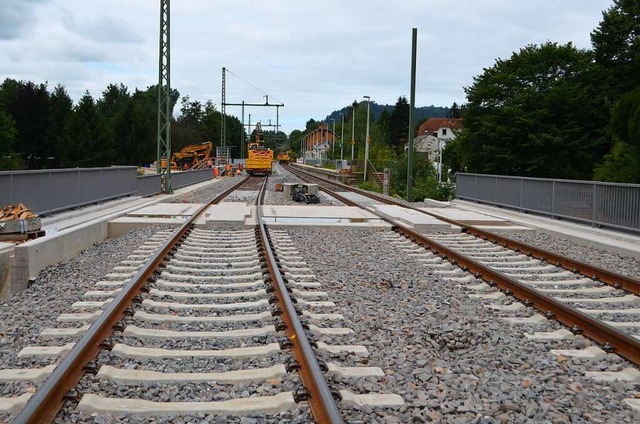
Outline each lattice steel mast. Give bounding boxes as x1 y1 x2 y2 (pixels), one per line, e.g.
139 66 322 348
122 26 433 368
221 67 226 146
156 0 172 193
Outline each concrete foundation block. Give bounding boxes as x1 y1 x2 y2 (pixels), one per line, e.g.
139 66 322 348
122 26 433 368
0 249 12 300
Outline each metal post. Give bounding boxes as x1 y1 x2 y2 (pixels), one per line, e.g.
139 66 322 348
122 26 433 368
241 101 245 159
551 180 556 218
332 119 336 160
592 183 597 227
221 67 226 147
437 138 443 183
407 28 417 201
363 96 370 181
351 104 356 162
156 0 172 193
340 113 344 161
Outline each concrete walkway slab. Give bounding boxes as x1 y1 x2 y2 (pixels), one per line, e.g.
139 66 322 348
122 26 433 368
454 199 640 260
369 204 451 231
260 205 389 227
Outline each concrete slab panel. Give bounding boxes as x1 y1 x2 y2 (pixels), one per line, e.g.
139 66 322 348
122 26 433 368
335 191 381 205
127 203 203 217
108 217 183 238
203 202 252 227
419 208 508 225
260 205 389 228
369 204 451 231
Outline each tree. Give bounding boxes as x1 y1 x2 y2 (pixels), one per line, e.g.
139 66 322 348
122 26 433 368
458 42 607 179
591 0 640 101
388 96 409 151
3 80 51 168
61 91 111 167
377 108 391 145
48 84 73 167
289 129 303 156
448 102 461 119
594 86 640 182
0 109 17 169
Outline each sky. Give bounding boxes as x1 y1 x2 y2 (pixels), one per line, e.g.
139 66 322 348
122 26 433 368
0 0 613 134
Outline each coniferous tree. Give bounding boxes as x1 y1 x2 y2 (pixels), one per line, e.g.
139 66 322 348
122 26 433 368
388 96 409 152
48 84 73 167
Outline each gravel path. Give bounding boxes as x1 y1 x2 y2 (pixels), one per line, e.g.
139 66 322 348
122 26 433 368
287 227 639 423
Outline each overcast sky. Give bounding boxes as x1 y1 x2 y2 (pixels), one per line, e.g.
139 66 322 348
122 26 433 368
0 0 613 134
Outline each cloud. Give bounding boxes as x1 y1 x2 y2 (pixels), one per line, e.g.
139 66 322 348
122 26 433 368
58 7 142 44
0 0 613 133
0 0 49 40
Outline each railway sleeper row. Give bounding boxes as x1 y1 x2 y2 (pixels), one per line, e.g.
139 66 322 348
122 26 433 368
382 231 640 412
0 224 404 421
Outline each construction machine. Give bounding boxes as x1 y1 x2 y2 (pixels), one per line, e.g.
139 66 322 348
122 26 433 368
245 123 273 176
277 149 295 164
173 141 213 170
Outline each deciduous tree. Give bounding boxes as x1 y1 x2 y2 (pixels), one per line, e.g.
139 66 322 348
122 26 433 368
458 42 607 179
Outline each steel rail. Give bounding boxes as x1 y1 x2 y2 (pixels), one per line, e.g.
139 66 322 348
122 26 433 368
285 166 640 366
14 176 253 424
255 178 343 424
285 164 640 294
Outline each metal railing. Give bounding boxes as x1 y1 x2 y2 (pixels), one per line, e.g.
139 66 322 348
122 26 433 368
0 167 214 216
456 173 640 233
0 167 138 216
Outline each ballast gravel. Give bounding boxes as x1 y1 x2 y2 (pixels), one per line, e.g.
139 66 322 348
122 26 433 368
0 225 171 421
505 231 640 280
286 226 639 423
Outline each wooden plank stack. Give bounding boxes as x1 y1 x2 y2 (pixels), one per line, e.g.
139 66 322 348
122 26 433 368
0 204 44 241
0 204 39 221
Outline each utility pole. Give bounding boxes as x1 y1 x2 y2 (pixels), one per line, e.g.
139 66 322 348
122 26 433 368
351 104 356 162
241 100 245 159
331 119 336 159
340 113 344 160
363 96 371 182
156 0 172 193
407 28 417 201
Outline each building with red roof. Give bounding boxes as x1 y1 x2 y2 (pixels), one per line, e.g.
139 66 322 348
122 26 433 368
410 118 463 161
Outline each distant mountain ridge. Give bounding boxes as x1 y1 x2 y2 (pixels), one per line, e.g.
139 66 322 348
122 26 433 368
324 104 449 123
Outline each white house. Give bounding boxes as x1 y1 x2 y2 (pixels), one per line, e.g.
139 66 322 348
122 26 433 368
411 118 463 161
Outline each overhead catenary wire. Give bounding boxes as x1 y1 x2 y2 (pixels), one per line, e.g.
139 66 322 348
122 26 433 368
225 68 284 105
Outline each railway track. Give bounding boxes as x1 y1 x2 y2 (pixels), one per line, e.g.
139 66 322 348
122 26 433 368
284 164 640 411
0 175 404 423
1 165 639 421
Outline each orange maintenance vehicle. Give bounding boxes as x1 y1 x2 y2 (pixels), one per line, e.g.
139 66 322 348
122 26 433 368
245 123 273 176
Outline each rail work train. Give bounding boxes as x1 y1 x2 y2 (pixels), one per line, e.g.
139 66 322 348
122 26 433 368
245 123 273 176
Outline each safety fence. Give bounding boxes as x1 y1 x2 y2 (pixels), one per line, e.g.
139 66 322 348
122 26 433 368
456 173 640 233
0 167 213 216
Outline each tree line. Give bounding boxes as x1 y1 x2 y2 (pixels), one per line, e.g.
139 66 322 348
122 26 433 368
289 0 639 197
0 80 245 170
446 0 640 183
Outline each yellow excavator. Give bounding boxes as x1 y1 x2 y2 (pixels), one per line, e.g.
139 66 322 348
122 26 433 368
159 141 213 170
